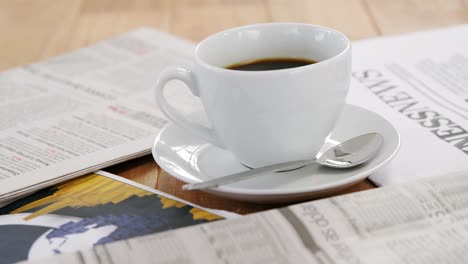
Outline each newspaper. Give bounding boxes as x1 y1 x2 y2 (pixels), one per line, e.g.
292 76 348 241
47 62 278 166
0 29 200 205
20 170 468 264
349 24 468 186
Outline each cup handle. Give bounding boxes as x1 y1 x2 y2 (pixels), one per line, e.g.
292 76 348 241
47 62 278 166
155 66 225 149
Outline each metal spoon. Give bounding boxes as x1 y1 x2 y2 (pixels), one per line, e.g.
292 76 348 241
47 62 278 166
182 132 383 191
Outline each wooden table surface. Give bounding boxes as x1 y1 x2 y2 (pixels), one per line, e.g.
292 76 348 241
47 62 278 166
2 0 468 214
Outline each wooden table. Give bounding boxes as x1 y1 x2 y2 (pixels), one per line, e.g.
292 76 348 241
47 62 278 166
2 0 468 214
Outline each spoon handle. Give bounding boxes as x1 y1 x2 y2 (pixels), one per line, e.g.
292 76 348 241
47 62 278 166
182 159 317 191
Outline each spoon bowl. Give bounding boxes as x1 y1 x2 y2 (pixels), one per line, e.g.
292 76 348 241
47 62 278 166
319 133 384 169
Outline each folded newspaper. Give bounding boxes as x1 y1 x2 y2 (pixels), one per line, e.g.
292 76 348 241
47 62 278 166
0 29 198 205
2 24 468 205
21 170 468 264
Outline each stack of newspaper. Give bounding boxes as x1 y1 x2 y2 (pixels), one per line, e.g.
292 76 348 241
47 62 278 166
2 24 468 207
2 20 468 264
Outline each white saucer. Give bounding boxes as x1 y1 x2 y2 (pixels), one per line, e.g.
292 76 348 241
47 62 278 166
152 104 400 203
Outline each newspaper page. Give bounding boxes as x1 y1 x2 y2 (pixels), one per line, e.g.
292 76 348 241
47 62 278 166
0 29 201 204
349 24 468 186
21 170 468 264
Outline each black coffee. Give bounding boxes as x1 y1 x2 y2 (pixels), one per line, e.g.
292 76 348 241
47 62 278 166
225 57 317 71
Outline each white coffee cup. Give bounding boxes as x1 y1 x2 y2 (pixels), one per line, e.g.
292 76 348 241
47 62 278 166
155 23 351 168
